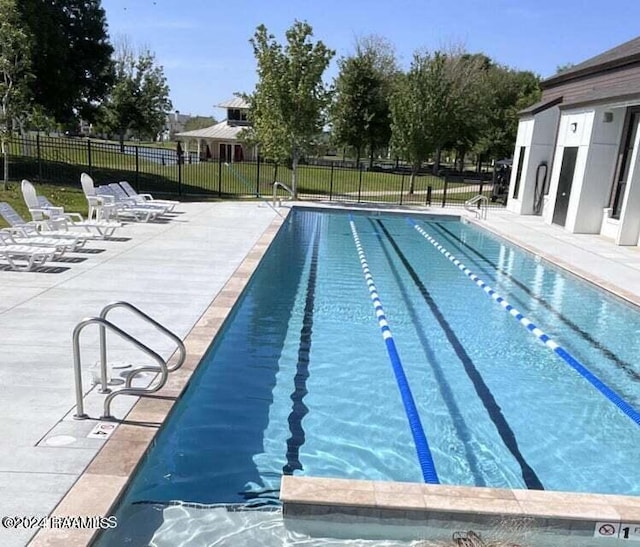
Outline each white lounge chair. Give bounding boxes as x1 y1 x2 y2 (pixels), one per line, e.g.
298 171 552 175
81 173 159 223
0 232 58 271
118 180 179 212
0 229 78 255
105 183 172 214
21 179 121 239
0 202 86 249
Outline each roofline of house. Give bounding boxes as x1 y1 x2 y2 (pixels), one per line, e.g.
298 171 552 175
542 52 640 89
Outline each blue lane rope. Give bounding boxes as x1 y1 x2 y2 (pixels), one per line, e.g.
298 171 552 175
349 216 440 484
409 219 640 427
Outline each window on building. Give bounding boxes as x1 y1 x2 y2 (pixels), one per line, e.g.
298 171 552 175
228 108 248 122
611 109 640 219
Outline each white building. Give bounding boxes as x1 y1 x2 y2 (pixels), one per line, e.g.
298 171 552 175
508 36 640 246
175 98 257 162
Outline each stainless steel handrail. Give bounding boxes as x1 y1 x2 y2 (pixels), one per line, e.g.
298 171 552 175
273 181 294 208
99 301 186 374
464 194 489 220
72 317 167 419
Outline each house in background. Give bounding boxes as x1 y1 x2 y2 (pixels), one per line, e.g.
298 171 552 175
161 111 192 141
175 98 257 162
508 36 640 246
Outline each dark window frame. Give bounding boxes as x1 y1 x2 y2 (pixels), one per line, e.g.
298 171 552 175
610 107 640 219
512 146 526 199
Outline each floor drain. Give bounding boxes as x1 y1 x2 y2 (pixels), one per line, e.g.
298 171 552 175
44 435 77 447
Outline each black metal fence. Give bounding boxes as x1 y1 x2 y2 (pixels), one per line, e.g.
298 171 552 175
2 135 507 208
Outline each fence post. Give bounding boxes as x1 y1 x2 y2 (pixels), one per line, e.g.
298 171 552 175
178 155 182 196
478 181 484 208
358 164 363 202
399 173 404 205
36 134 42 181
329 162 334 201
442 178 448 207
87 139 92 175
134 146 139 190
426 185 432 206
218 158 222 198
256 155 261 197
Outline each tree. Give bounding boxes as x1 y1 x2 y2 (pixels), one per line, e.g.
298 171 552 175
98 41 172 146
183 116 217 132
17 0 114 124
474 66 541 162
244 21 334 198
390 49 489 191
331 36 397 168
0 0 31 189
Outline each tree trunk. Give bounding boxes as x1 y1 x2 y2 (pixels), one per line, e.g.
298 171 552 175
1 137 8 191
432 147 442 175
119 132 125 153
409 163 419 194
291 152 299 199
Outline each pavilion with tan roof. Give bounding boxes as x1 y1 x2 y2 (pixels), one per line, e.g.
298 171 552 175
175 98 257 162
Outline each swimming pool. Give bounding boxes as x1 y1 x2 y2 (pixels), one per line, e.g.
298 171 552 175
98 207 640 544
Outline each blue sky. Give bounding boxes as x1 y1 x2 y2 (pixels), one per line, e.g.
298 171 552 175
101 0 640 119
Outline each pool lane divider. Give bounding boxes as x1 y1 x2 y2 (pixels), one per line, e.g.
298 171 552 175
409 219 640 428
349 216 440 484
376 219 543 490
431 221 640 384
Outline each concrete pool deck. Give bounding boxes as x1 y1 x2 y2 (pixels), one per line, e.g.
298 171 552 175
1 201 639 545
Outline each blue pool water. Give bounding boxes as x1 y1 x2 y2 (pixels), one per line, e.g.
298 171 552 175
99 208 640 544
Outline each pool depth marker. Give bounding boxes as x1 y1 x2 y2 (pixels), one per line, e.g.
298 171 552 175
409 219 640 427
349 216 440 484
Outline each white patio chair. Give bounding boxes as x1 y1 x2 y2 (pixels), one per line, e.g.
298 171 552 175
81 173 159 223
21 179 121 239
118 180 179 211
105 183 172 214
0 232 58 271
0 229 78 255
0 202 86 248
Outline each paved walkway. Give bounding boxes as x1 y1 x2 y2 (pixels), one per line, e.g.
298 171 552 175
0 202 278 547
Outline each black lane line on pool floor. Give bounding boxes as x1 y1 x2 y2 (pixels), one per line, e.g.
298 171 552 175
367 219 487 486
376 219 544 490
282 225 321 475
431 221 640 385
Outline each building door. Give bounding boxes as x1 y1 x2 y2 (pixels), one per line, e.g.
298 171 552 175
552 146 579 226
234 145 244 162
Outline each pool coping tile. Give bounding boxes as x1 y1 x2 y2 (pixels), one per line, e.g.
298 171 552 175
29 213 286 547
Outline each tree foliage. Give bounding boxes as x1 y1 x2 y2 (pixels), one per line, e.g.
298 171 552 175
0 0 31 187
390 50 487 190
183 116 217 131
17 0 114 124
331 36 397 167
474 66 541 160
244 21 334 197
98 41 172 145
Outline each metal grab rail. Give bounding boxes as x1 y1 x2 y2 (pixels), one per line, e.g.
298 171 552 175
464 194 489 220
73 301 186 419
273 181 294 207
99 301 186 375
73 318 168 419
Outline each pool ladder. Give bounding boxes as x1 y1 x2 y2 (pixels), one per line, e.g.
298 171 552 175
464 194 488 220
72 301 186 420
273 181 294 208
